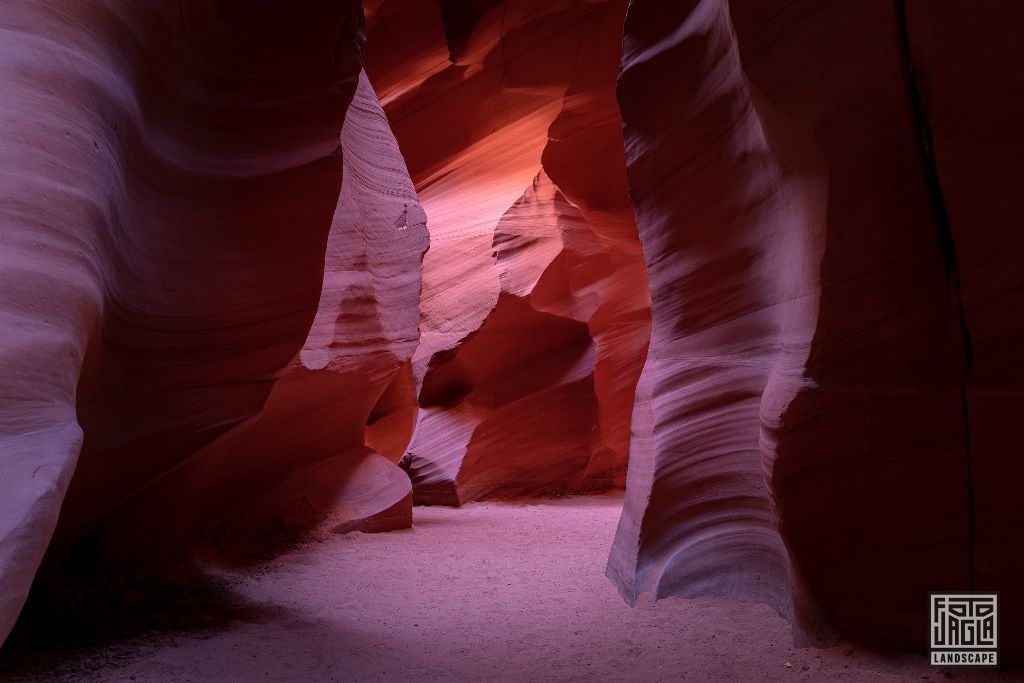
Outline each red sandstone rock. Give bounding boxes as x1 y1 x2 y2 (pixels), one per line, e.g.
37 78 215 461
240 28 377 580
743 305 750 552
0 0 386 644
91 71 428 560
609 0 1021 657
366 0 651 505
1 0 1020 663
902 0 1024 658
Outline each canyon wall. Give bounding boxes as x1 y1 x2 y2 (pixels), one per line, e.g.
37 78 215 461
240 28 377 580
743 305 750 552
2 0 1020 659
364 0 651 504
84 71 428 564
609 0 1024 655
0 0 420 645
903 0 1024 660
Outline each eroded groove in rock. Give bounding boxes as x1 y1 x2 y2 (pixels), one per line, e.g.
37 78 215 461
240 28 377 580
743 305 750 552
366 0 651 505
610 0 983 651
0 0 369 644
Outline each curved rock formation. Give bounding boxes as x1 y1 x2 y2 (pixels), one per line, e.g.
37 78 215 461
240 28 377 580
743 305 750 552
609 0 1023 656
87 70 428 562
2 0 1020 662
0 0 415 645
365 0 651 505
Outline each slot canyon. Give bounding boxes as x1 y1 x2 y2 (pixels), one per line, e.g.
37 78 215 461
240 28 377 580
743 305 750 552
0 0 1022 680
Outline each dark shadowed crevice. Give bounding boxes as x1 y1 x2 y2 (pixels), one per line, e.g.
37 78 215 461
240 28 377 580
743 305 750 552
438 0 504 62
895 0 976 587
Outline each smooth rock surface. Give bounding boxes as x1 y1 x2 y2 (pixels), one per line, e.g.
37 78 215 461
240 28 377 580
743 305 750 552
0 1 402 645
365 0 651 505
70 70 427 566
903 0 1024 658
609 0 1023 656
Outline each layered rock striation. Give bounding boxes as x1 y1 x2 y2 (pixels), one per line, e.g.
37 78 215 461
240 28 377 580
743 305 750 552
365 0 651 505
86 70 428 563
1 0 1020 660
609 0 1024 656
0 0 420 645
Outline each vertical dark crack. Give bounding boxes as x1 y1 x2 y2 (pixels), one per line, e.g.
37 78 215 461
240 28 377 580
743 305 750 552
896 0 976 588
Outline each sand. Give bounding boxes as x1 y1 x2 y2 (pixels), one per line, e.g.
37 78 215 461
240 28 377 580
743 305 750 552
3 494 1020 682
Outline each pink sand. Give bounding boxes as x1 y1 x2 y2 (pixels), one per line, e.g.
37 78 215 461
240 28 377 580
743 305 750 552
27 495 1018 681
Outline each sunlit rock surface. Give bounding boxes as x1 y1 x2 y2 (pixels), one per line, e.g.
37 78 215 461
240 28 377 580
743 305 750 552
365 0 651 505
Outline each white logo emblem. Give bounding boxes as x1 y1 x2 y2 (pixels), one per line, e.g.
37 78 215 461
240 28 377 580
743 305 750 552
930 593 998 666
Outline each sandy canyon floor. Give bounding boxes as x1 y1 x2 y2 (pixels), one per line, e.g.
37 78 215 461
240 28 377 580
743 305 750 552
2 494 1021 682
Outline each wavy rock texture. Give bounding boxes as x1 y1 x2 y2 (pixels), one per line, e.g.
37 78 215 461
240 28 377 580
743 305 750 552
3 0 1019 662
610 0 1023 656
88 70 428 563
364 0 651 505
0 0 412 645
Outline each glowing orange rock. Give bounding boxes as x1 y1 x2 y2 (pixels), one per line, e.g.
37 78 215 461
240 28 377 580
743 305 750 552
366 0 651 505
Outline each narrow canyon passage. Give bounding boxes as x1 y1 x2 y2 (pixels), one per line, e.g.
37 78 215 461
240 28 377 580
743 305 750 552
0 496 998 682
2 0 1024 676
